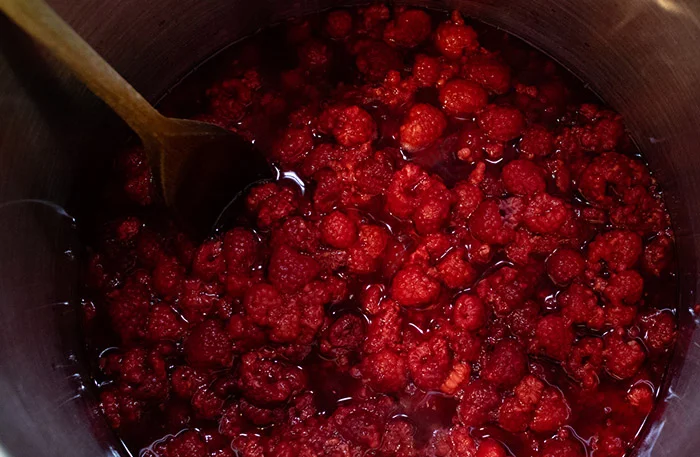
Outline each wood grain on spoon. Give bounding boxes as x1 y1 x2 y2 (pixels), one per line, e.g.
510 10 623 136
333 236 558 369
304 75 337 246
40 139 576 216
0 0 271 236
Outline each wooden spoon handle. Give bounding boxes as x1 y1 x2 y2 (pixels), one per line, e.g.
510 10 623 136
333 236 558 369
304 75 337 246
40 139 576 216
0 0 165 141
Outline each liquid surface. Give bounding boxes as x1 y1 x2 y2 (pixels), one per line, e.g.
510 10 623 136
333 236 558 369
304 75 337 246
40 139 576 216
80 6 679 457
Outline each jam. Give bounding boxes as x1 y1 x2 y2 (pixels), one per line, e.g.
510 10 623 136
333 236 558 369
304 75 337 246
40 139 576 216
81 6 678 457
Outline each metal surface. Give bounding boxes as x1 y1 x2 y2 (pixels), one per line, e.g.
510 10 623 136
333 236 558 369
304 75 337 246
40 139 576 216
1 1 699 456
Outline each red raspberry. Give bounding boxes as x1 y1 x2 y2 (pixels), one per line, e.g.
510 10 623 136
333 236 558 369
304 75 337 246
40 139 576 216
359 4 390 36
481 340 527 388
436 248 477 289
626 383 654 414
413 54 440 87
530 315 574 360
399 104 448 152
476 439 507 457
325 10 353 39
603 270 644 306
180 279 221 323
530 386 570 433
587 230 642 273
246 183 299 229
462 55 511 94
565 337 604 389
391 265 441 307
558 283 604 330
546 248 585 285
273 216 320 254
478 105 524 142
453 294 486 331
192 239 225 282
355 40 403 81
470 199 515 245
502 159 546 196
171 366 210 399
152 256 185 298
319 105 377 147
642 234 673 276
238 351 306 405
451 181 484 225
383 9 432 48
163 430 208 457
184 320 233 369
439 79 488 116
519 125 554 158
386 164 432 218
408 337 452 390
348 224 390 274
358 348 408 393
321 211 357 249
273 126 314 165
523 193 568 234
540 437 585 457
603 331 645 379
268 245 320 293
363 301 402 354
145 304 183 342
321 314 366 357
298 39 331 71
477 265 538 316
192 387 225 420
413 181 453 234
457 380 501 426
354 150 395 196
640 310 676 351
434 15 478 59
223 228 258 272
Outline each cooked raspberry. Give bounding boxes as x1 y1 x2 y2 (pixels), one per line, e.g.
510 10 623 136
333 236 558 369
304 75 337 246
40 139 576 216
502 159 546 196
578 152 645 208
470 199 515 245
435 21 478 59
642 234 673 276
530 386 570 433
386 164 432 218
482 340 527 388
153 256 185 298
192 239 225 281
476 439 507 457
359 4 390 36
163 430 208 457
364 301 402 354
457 380 501 426
523 193 567 234
184 320 233 369
246 183 299 228
391 265 441 307
273 126 315 165
591 430 627 457
218 403 244 438
222 228 258 272
238 351 306 405
383 9 432 48
298 39 331 71
355 40 403 81
603 270 644 306
519 125 554 158
451 181 484 225
640 310 676 351
361 284 386 315
171 366 210 399
192 387 225 419
530 315 574 360
462 55 511 95
354 150 395 196
380 419 417 456
439 79 488 116
358 348 408 393
325 10 353 39
564 337 604 389
603 332 646 379
319 105 377 147
273 216 320 253
413 54 440 87
546 248 585 285
180 279 221 322
239 399 285 426
498 395 531 433
413 181 453 234
587 230 642 273
558 283 604 330
321 211 357 248
478 105 524 142
108 284 150 343
322 314 365 356
268 245 320 293
626 382 654 414
408 336 452 390
145 304 184 342
540 437 585 457
453 294 486 331
436 248 477 289
399 104 448 152
476 265 538 316
348 224 390 274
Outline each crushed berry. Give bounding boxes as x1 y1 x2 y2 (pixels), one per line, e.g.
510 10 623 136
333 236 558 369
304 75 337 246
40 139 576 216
83 7 678 457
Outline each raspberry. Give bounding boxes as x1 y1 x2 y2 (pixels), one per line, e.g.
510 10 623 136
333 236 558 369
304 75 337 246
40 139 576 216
451 181 484 225
476 265 538 316
383 9 432 48
523 193 568 234
603 270 644 306
268 245 320 293
413 54 440 87
453 294 486 330
358 349 408 393
273 126 315 165
436 248 477 289
391 265 441 307
530 386 570 433
321 211 357 249
348 224 390 274
145 304 184 342
642 234 673 276
408 336 452 390
273 216 320 254
476 439 507 457
481 340 527 388
546 248 585 285
558 283 604 330
238 351 306 405
565 337 604 389
439 79 488 116
386 164 432 218
540 437 585 457
587 230 642 273
502 159 546 196
192 239 225 282
519 125 554 158
413 180 453 234
457 380 501 426
184 320 233 369
319 105 377 147
530 314 574 360
603 331 645 379
462 55 511 94
435 20 478 59
399 104 448 152
325 10 353 39
298 39 332 71
640 310 676 351
153 256 185 298
479 105 524 142
470 199 515 245
355 40 403 81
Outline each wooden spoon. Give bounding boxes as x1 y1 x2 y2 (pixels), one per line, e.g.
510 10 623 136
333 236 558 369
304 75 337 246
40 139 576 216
0 0 272 237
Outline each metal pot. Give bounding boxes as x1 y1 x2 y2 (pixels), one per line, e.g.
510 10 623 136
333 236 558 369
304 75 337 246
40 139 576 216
1 1 699 456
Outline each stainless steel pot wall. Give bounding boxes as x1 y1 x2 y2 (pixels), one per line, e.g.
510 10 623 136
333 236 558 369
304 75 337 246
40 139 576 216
1 1 699 456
